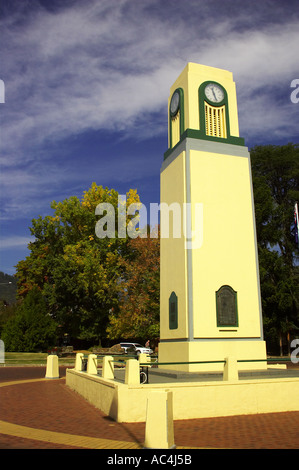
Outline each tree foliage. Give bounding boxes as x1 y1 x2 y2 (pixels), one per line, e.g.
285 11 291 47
15 184 140 345
1 287 57 351
0 271 17 304
107 229 160 342
250 143 299 353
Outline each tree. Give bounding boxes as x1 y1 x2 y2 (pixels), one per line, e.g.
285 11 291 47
1 287 57 351
15 183 140 345
0 271 17 304
0 301 18 337
107 228 160 343
250 143 299 354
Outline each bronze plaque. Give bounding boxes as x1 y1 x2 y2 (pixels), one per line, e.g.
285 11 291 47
216 286 238 326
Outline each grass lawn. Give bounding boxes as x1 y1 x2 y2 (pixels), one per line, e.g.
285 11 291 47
2 352 75 366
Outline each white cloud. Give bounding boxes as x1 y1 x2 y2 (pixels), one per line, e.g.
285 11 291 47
0 236 33 250
1 1 298 159
1 0 298 222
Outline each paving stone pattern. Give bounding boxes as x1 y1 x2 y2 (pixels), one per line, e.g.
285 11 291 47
0 367 298 449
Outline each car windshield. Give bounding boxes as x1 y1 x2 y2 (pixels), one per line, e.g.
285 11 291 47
134 344 144 348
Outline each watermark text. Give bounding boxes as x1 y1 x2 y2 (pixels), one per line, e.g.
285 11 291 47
95 195 203 249
290 79 299 103
291 339 299 364
0 79 4 104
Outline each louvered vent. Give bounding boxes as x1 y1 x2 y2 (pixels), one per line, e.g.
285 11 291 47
204 102 226 138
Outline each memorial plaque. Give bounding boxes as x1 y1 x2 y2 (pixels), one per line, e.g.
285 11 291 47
216 285 238 326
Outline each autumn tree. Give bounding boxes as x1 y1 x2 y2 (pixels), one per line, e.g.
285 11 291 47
107 228 160 343
15 184 140 345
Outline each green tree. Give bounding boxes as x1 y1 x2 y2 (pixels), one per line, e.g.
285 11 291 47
0 301 18 337
250 143 299 354
0 271 17 304
2 287 57 351
15 184 140 345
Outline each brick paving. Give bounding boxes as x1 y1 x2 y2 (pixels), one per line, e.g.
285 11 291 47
0 366 299 449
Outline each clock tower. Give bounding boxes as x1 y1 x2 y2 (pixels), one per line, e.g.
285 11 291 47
159 63 267 372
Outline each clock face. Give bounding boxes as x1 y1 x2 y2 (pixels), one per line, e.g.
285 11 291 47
204 83 225 103
170 90 180 115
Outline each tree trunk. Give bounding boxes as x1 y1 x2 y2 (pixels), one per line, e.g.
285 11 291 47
279 332 283 356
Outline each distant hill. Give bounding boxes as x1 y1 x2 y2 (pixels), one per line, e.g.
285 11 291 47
0 272 17 304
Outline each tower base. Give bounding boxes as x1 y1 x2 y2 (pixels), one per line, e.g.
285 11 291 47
158 339 267 372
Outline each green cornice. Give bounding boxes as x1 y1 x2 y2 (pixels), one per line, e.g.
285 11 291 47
164 129 245 160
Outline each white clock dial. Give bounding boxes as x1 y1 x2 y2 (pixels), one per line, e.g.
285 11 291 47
204 83 224 103
170 91 180 115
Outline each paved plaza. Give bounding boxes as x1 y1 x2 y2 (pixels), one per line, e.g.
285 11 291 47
0 366 298 450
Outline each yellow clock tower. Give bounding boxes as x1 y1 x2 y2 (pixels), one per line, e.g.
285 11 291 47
159 63 267 372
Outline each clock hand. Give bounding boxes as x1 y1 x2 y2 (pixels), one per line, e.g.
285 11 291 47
212 88 217 101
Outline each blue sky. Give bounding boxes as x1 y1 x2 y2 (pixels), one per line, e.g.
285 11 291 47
0 0 298 275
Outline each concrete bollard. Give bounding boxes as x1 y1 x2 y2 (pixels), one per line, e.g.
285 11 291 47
87 354 98 375
102 355 114 379
223 356 239 381
75 353 84 371
45 354 59 379
144 390 175 449
138 353 150 365
125 359 140 385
